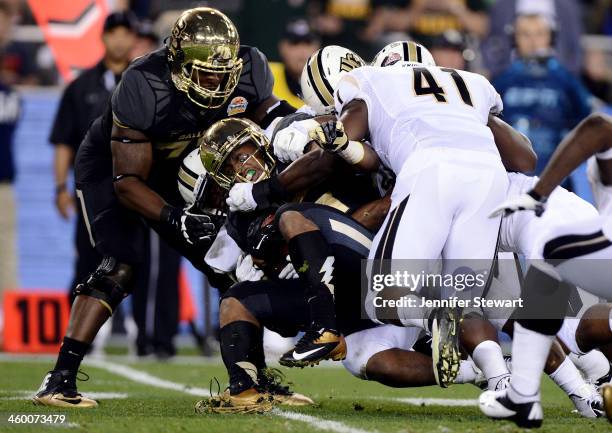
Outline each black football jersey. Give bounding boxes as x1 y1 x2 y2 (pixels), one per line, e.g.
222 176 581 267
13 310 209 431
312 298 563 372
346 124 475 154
75 46 273 204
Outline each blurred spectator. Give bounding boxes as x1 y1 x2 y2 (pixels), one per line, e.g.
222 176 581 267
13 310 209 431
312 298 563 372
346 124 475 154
270 19 320 108
0 2 38 85
0 46 20 326
131 19 160 59
310 0 376 59
429 29 474 70
582 45 612 104
483 0 583 78
48 11 136 352
236 0 308 61
364 0 489 49
493 13 594 189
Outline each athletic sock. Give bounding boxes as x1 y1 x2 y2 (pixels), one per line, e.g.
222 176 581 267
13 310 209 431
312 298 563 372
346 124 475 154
454 359 479 384
288 231 337 330
219 321 263 395
507 322 554 403
471 340 509 390
54 336 90 374
569 351 610 382
549 357 588 397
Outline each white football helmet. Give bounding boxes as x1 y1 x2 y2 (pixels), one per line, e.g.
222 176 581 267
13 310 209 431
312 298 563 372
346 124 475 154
178 148 207 205
372 41 436 68
300 45 365 115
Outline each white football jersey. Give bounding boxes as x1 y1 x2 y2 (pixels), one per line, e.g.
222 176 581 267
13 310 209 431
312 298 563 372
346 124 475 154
587 152 612 236
334 65 503 174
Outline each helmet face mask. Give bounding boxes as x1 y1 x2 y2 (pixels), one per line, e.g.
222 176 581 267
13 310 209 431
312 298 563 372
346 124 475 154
168 7 243 108
199 119 276 190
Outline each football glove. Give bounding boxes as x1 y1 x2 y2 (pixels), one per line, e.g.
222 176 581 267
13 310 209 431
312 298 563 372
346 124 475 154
235 254 264 282
309 120 349 154
273 124 309 163
226 182 257 212
162 205 217 247
278 256 298 279
489 189 547 218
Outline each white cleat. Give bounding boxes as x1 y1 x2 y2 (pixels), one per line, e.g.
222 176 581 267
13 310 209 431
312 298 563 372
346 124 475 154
569 383 604 418
479 388 543 429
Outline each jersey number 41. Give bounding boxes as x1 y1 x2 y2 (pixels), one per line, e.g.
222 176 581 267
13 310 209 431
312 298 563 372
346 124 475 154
413 67 473 107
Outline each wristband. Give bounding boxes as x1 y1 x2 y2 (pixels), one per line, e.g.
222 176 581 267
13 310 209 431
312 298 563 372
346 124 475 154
338 140 365 165
252 176 288 209
527 188 547 203
160 205 181 228
55 183 67 195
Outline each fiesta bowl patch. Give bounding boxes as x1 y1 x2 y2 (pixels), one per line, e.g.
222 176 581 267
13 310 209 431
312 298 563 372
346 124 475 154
382 52 401 67
227 96 248 116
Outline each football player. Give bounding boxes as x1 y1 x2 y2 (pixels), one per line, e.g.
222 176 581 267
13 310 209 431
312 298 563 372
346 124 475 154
304 41 525 389
481 113 612 425
33 7 296 408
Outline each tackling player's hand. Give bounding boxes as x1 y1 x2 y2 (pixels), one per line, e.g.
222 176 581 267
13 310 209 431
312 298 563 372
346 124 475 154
226 182 257 212
309 120 349 153
278 256 298 279
489 189 547 218
161 205 217 247
273 124 309 163
235 254 264 282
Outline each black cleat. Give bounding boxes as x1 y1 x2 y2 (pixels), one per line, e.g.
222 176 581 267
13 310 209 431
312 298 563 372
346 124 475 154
479 388 543 428
279 328 346 368
32 370 98 408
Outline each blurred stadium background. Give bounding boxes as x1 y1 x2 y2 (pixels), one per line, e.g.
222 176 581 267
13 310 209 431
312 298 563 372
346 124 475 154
0 0 611 358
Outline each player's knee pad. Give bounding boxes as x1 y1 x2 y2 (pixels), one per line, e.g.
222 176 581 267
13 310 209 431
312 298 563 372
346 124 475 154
73 256 133 314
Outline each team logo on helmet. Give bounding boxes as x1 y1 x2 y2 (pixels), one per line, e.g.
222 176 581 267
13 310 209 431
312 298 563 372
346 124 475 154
339 53 363 72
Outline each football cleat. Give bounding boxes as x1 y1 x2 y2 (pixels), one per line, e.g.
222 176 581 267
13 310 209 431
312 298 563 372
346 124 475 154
431 307 461 388
602 383 612 422
257 368 314 406
479 388 543 428
195 388 274 414
569 383 604 418
279 328 346 368
32 370 98 408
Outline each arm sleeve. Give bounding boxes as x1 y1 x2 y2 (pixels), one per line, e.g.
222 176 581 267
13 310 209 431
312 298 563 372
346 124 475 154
111 69 156 132
49 82 79 147
240 47 274 106
334 71 381 136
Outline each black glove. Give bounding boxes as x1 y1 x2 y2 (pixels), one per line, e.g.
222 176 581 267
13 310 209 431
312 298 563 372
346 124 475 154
309 120 349 153
161 205 217 247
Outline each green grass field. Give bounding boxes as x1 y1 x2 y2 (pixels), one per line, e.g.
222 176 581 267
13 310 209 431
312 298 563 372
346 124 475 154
1 354 609 433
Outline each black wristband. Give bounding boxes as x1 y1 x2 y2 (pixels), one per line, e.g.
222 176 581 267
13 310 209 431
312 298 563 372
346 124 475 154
527 188 547 202
252 177 288 209
55 183 67 195
160 205 182 229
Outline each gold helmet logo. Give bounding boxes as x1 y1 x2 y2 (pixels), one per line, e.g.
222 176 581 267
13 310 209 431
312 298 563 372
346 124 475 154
339 53 362 72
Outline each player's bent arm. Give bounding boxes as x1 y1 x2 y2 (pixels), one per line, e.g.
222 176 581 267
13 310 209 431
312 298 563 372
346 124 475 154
276 147 338 194
111 125 166 221
488 115 537 173
533 113 612 197
337 100 380 173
